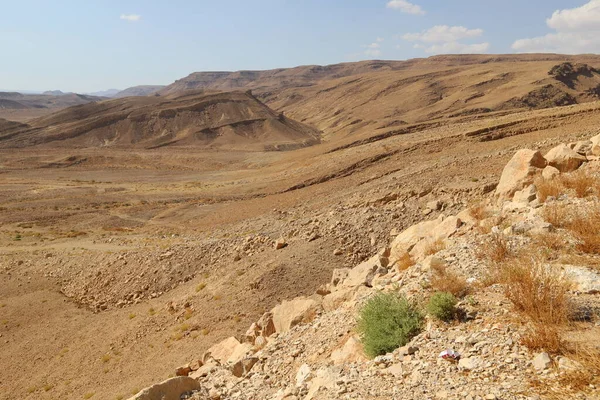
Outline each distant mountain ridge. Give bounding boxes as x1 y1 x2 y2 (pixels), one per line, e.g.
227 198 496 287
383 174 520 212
113 85 165 98
0 90 321 151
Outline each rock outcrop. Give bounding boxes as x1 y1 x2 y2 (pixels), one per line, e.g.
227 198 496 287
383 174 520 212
495 149 547 200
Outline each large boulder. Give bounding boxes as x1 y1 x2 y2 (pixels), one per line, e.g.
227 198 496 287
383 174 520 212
342 255 381 288
330 336 367 365
204 336 241 364
271 297 321 333
545 144 587 172
495 150 547 200
389 216 444 261
127 377 201 400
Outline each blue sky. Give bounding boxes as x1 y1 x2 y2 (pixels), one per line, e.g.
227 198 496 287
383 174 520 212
1 0 597 92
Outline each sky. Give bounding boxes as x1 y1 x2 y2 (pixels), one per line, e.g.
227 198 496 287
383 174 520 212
1 0 599 93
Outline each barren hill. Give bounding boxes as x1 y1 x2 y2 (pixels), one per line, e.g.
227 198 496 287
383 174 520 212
163 55 600 140
114 85 166 98
0 90 321 150
0 91 105 122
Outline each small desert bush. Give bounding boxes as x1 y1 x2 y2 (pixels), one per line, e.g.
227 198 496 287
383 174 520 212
395 252 415 271
561 169 599 198
430 263 469 298
535 176 562 203
357 292 423 358
499 256 571 326
426 292 457 322
423 239 446 257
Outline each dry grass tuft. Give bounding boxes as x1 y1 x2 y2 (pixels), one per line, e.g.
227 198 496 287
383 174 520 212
422 239 446 257
500 255 571 327
430 263 470 298
560 169 599 198
535 176 562 203
541 203 571 229
395 252 415 272
476 233 512 265
468 201 490 221
557 347 600 392
565 201 600 255
521 323 565 354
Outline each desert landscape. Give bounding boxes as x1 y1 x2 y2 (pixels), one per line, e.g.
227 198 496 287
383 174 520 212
2 53 600 400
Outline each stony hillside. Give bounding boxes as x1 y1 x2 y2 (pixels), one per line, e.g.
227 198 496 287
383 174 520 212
128 134 600 400
0 90 321 150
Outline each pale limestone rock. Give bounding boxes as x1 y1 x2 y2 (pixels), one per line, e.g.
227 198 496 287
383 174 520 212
571 140 592 156
342 255 380 288
204 337 241 364
456 208 479 226
513 184 537 204
495 149 546 200
274 238 287 250
330 336 366 365
420 255 446 272
330 268 350 286
545 144 587 172
305 367 338 400
226 342 253 364
127 377 201 400
384 363 404 378
459 356 481 370
390 216 444 259
231 356 258 377
296 363 312 387
322 287 354 312
533 352 552 371
542 165 560 180
271 297 321 333
562 265 600 294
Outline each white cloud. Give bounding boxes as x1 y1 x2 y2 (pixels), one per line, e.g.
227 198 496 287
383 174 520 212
364 41 382 57
386 0 425 15
512 1 600 53
547 0 600 31
402 25 483 43
120 14 141 22
402 25 489 54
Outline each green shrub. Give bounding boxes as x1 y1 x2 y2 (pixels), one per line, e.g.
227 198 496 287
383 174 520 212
357 292 424 358
427 292 457 322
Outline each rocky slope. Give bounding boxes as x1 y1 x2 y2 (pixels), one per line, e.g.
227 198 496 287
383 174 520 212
0 90 321 150
129 134 600 400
